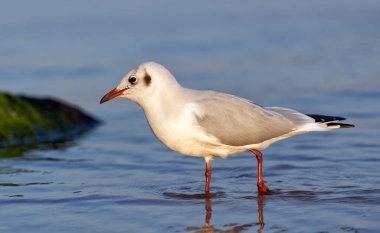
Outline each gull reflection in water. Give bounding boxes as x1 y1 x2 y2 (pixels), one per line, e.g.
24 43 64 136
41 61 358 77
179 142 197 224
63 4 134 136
185 193 266 233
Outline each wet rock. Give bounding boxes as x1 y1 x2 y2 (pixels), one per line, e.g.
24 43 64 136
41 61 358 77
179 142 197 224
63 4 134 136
0 92 100 148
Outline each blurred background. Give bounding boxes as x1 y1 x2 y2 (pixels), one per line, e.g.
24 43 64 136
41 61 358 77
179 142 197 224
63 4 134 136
1 1 379 232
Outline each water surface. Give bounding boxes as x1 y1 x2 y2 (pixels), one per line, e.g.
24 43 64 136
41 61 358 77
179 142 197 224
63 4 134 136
1 1 379 232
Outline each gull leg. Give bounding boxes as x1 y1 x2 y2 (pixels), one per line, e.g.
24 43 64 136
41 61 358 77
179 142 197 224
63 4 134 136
205 159 212 194
249 149 271 194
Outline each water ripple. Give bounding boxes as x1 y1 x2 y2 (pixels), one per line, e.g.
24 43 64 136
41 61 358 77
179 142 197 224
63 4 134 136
163 192 226 200
0 182 53 187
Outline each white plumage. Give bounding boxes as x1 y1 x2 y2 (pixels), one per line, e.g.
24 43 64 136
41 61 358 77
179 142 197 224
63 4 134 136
100 61 354 194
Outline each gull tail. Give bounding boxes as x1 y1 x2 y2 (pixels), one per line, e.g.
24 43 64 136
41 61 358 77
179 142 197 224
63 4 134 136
306 114 355 128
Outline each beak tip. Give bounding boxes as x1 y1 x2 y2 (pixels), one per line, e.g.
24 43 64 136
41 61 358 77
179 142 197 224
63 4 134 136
99 98 107 104
99 87 127 105
99 95 108 104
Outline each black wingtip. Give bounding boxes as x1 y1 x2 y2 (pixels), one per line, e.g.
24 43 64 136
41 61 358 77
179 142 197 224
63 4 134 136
307 114 354 128
307 114 346 123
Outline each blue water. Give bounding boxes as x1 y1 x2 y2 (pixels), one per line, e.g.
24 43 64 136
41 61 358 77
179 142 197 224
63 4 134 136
1 1 380 232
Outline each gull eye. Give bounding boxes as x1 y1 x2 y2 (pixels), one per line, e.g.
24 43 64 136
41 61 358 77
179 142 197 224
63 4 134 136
128 76 137 85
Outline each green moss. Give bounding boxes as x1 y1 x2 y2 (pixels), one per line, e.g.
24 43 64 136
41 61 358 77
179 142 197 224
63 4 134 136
0 92 99 147
0 94 46 141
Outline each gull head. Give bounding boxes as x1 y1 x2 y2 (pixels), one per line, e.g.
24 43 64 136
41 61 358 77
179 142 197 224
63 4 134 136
100 62 179 106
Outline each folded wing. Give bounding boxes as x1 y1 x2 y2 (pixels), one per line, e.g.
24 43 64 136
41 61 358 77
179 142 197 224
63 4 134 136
192 91 316 146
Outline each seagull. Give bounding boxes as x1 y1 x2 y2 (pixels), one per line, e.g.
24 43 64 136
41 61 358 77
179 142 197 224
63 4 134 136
100 62 354 194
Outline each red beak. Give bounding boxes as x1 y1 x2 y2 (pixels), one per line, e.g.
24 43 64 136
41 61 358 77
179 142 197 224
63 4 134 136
100 87 128 104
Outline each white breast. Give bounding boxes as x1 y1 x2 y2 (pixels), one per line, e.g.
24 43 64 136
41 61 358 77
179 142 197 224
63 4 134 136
144 101 234 157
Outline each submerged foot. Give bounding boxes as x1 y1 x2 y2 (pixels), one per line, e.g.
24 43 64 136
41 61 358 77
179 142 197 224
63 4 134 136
257 181 271 195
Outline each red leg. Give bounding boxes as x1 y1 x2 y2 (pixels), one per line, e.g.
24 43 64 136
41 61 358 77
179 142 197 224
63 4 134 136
249 149 271 194
205 160 212 194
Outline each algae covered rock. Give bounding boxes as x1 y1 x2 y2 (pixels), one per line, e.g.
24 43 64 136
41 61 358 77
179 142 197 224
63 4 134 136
0 92 100 148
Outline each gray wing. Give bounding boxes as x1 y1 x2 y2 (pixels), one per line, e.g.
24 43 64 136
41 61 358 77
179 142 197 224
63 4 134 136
192 91 314 146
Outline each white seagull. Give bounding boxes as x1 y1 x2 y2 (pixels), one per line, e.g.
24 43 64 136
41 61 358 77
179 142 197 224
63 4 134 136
100 62 354 194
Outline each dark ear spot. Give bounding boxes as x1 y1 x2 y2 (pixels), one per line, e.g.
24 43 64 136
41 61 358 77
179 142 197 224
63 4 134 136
144 73 152 86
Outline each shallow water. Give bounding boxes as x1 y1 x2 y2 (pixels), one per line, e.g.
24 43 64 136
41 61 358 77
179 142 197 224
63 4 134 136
1 1 380 232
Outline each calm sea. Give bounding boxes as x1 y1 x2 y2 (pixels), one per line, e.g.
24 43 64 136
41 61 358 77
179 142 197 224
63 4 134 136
1 1 379 232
